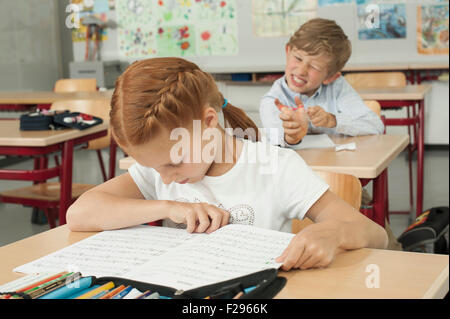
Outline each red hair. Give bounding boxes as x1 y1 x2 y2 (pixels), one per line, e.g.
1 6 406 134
110 57 259 148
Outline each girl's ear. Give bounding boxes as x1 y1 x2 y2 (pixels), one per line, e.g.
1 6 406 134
323 72 341 85
203 106 219 129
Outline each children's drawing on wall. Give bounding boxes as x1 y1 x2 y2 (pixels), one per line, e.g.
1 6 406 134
417 4 449 55
252 0 317 37
357 1 407 40
157 25 196 57
318 0 353 7
115 0 238 59
118 26 157 58
196 22 238 56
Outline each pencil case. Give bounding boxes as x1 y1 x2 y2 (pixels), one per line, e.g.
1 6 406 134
53 112 103 130
398 206 449 254
1 268 286 299
19 110 70 131
93 268 286 299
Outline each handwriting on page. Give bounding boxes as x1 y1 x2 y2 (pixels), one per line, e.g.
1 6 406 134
123 224 295 291
14 226 198 277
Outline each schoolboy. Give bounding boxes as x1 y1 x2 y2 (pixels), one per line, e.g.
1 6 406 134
259 18 384 147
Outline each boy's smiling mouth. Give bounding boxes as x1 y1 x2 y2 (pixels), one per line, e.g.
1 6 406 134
291 74 307 87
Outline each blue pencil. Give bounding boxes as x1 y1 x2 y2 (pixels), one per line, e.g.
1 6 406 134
111 285 132 299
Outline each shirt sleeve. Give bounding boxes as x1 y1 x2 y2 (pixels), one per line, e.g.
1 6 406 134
333 77 385 136
128 163 157 200
259 96 286 146
275 150 329 221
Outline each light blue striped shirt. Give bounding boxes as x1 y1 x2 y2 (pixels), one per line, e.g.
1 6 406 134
259 75 385 147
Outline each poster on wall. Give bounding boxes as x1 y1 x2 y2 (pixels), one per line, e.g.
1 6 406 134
70 0 109 42
318 0 353 7
115 0 239 59
252 0 317 37
417 3 449 55
357 0 407 40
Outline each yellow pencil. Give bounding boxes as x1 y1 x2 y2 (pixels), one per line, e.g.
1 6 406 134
100 285 125 299
76 281 115 299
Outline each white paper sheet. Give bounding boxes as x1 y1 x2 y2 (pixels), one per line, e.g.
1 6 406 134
123 224 294 291
14 225 198 277
290 134 336 150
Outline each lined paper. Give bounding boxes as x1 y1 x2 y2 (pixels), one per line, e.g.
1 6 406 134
14 226 198 277
14 224 294 291
123 224 294 291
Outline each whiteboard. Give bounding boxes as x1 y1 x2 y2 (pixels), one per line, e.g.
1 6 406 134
72 1 449 73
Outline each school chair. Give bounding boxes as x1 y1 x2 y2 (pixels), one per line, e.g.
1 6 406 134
50 99 115 182
346 72 416 218
292 170 362 234
37 79 98 112
54 78 97 92
364 100 386 132
344 72 407 89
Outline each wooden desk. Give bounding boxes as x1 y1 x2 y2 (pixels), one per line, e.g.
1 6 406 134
0 120 108 225
118 135 409 227
357 84 432 101
298 135 408 226
0 91 112 105
358 85 431 219
0 225 447 299
296 135 409 179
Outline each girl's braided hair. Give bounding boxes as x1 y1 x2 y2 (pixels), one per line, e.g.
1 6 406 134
110 57 259 148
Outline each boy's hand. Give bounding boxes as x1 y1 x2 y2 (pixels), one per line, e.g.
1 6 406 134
275 97 308 145
167 201 230 234
275 221 344 270
307 106 336 128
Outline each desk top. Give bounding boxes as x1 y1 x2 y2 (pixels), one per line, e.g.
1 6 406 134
297 134 409 178
0 225 447 298
119 135 409 179
0 120 109 147
357 84 432 100
0 91 113 104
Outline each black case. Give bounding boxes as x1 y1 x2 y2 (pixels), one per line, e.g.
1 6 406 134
398 206 449 254
53 112 103 130
93 268 285 299
19 111 69 131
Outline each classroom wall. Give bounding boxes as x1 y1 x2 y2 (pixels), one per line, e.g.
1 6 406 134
70 1 448 70
0 0 63 91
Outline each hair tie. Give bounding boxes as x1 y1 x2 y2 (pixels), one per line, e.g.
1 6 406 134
221 99 228 109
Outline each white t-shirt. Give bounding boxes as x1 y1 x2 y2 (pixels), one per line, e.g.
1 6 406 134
128 139 329 233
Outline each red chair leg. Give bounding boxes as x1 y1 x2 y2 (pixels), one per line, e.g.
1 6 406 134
43 208 57 229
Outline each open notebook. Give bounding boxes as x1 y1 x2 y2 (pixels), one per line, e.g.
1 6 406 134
14 225 294 291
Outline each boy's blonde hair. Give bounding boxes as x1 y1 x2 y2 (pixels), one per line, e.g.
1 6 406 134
287 18 351 76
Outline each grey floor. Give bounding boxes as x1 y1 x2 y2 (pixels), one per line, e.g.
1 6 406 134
0 147 448 247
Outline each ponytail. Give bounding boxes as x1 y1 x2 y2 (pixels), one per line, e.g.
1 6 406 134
222 100 260 142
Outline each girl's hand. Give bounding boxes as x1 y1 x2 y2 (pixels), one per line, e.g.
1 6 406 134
306 106 336 128
276 221 344 270
167 201 230 234
275 97 308 145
